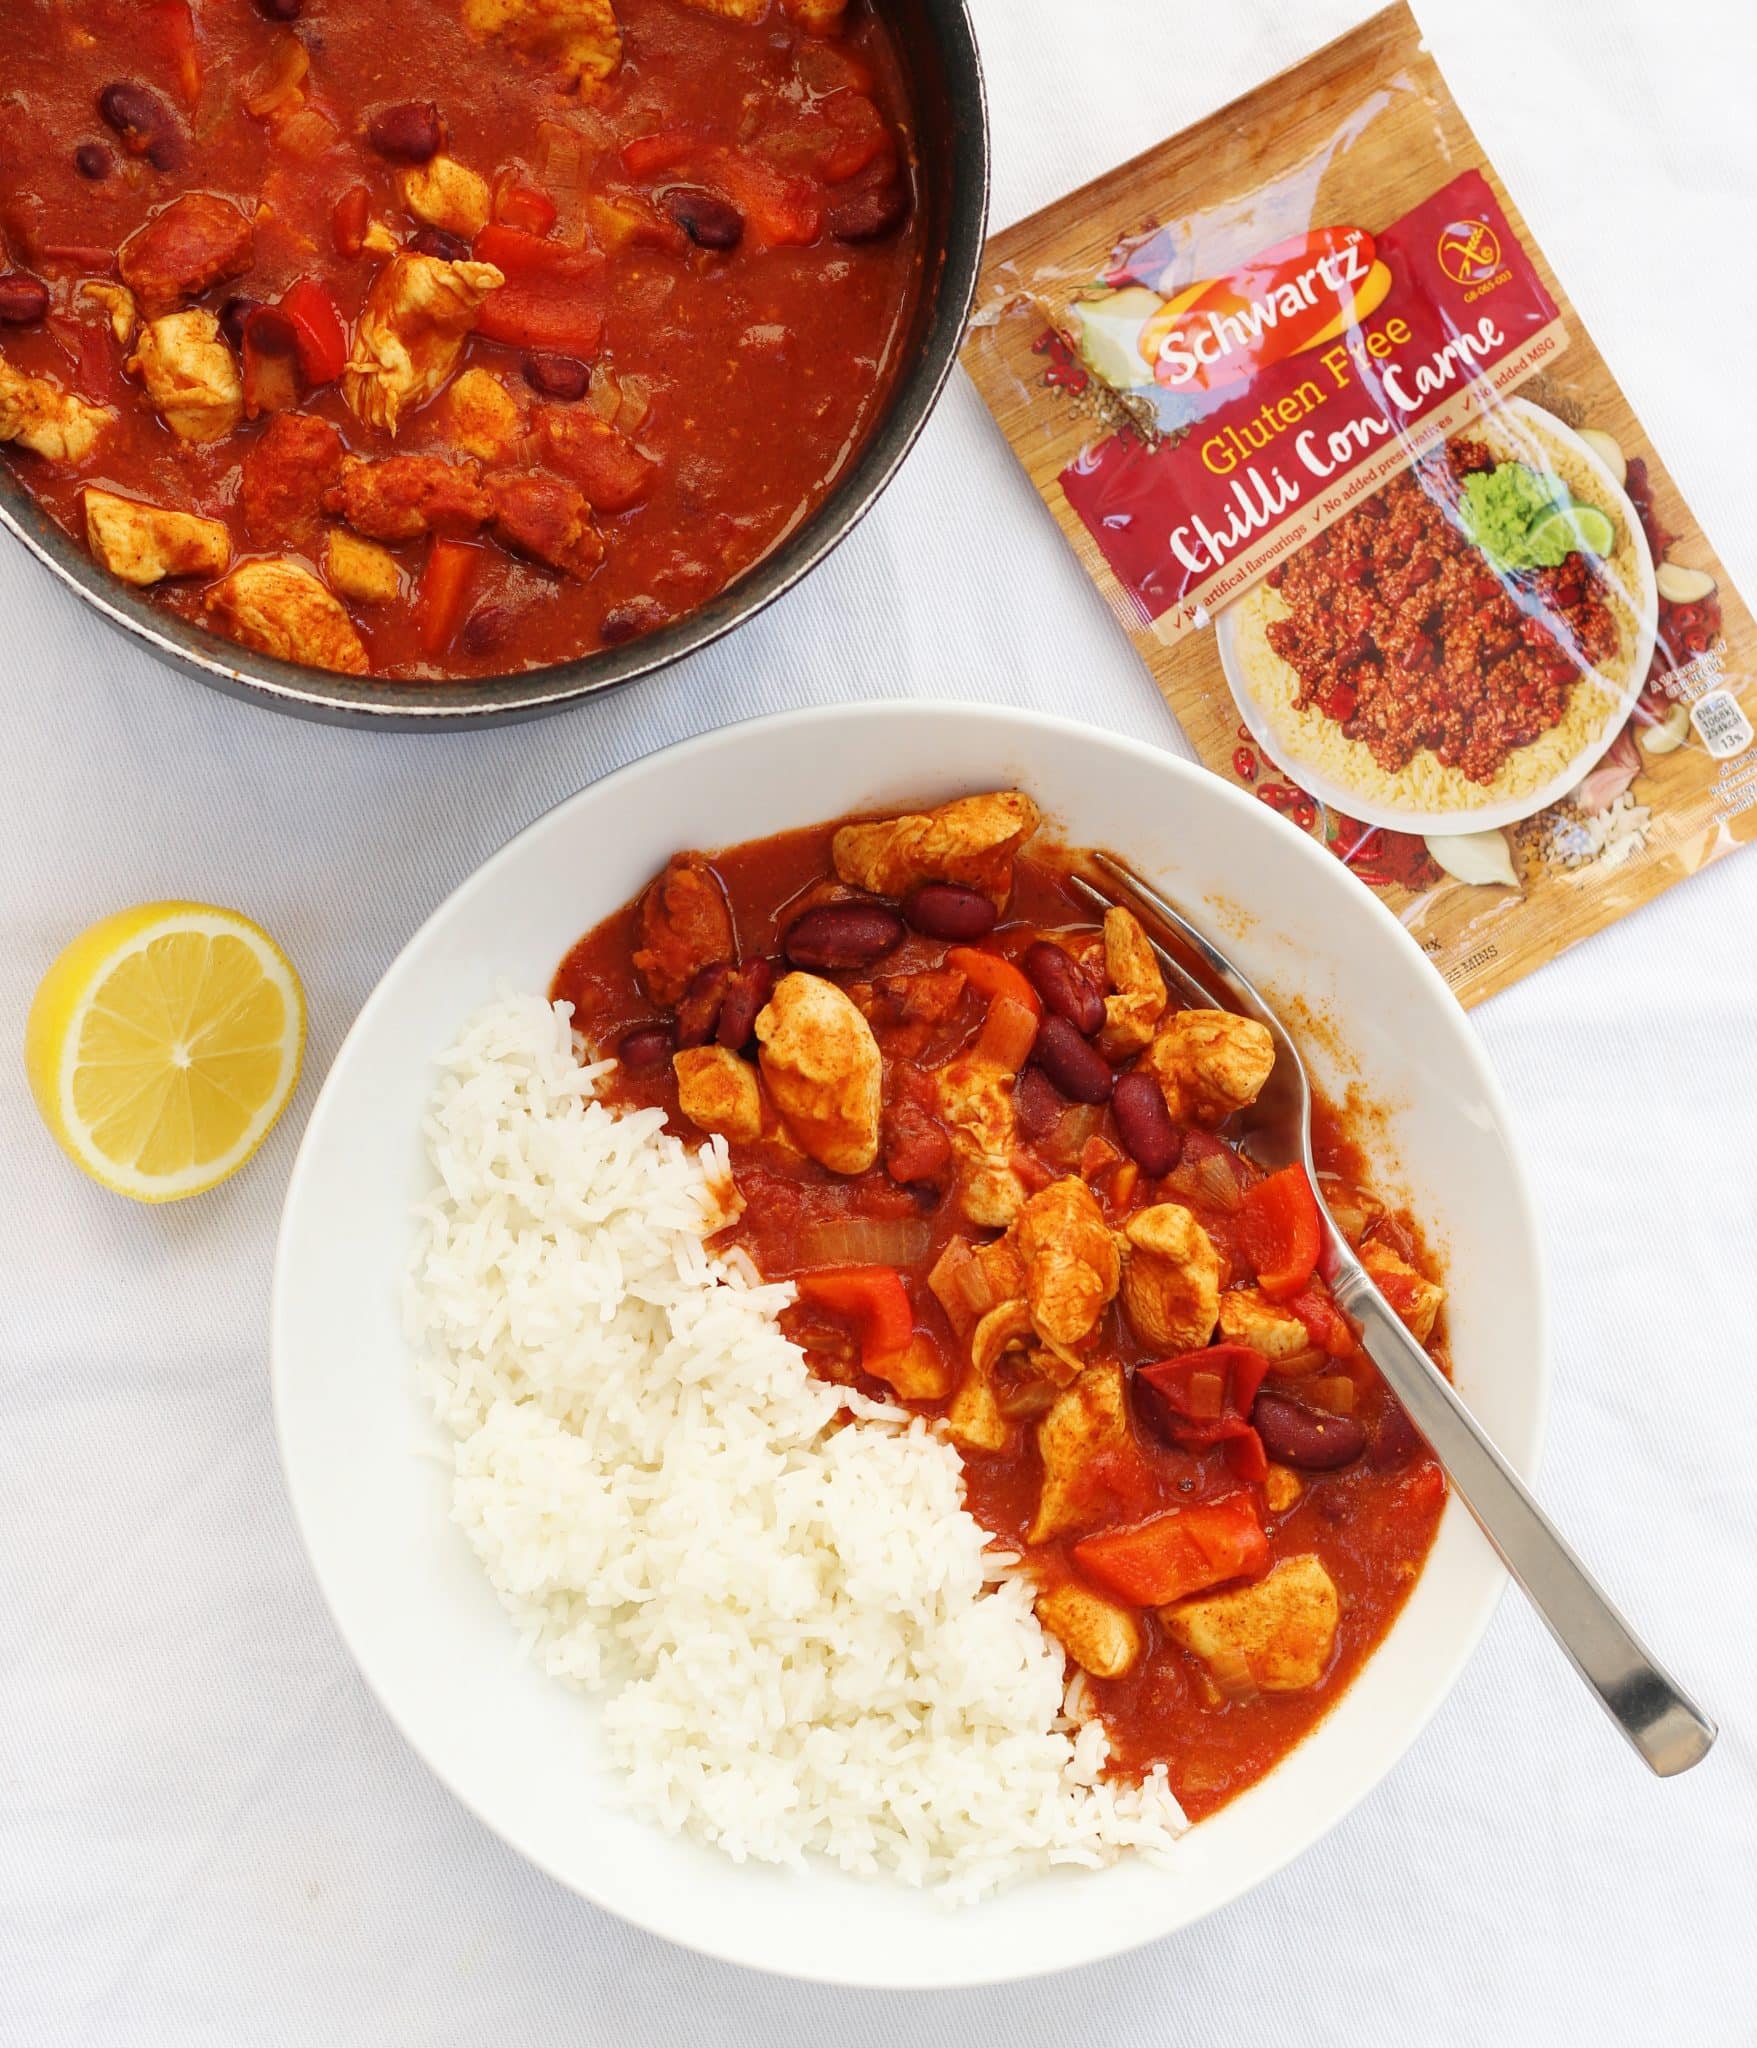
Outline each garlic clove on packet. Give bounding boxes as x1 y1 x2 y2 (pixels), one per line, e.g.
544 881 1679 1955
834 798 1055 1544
1425 828 1520 889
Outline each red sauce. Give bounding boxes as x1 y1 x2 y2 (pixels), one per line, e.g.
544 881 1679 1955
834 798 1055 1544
0 0 922 677
552 813 1447 1820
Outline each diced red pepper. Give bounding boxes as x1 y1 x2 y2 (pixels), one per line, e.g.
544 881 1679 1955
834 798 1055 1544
1223 1428 1269 1483
794 1266 915 1365
1237 1164 1322 1299
144 0 202 108
1136 1344 1269 1451
947 947 1041 1019
493 175 558 238
417 540 478 659
619 127 698 180
332 183 371 258
1282 1276 1356 1356
472 225 606 357
277 279 348 386
973 994 1039 1075
1073 1497 1269 1607
817 94 893 185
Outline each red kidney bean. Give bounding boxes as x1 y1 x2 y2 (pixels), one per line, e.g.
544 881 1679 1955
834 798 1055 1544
617 1022 675 1071
1033 1015 1114 1105
1023 941 1105 1035
828 182 910 243
98 81 173 156
903 883 996 941
368 100 446 163
0 276 49 326
522 351 591 401
407 226 473 263
1111 1069 1180 1177
600 598 667 646
1012 1063 1063 1142
459 603 514 657
255 0 303 15
715 959 774 1052
1252 1391 1366 1471
1369 1396 1425 1471
75 142 114 180
783 901 904 972
664 189 744 251
674 963 730 1048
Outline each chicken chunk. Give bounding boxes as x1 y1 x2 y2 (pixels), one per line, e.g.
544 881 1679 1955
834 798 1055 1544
204 560 369 675
1217 1286 1316 1369
240 411 344 548
1030 1361 1143 1544
754 971 882 1174
1099 906 1168 1056
80 280 138 347
782 0 848 26
82 488 229 586
1120 1202 1222 1354
1012 1178 1119 1350
462 0 623 94
117 194 254 315
632 854 734 1006
485 469 604 578
441 366 523 461
342 253 503 437
673 1045 763 1144
322 453 490 542
126 310 243 444
538 410 658 513
1263 1464 1304 1514
935 1040 1030 1230
398 156 492 238
1141 1008 1275 1127
832 790 1040 910
1036 1582 1142 1681
322 528 402 606
1359 1240 1444 1345
0 357 110 464
1163 1553 1339 1694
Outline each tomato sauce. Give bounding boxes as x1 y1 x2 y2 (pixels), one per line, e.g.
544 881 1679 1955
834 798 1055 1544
0 0 923 677
552 812 1448 1821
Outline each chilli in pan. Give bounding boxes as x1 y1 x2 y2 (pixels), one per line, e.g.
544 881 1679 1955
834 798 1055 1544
0 0 922 679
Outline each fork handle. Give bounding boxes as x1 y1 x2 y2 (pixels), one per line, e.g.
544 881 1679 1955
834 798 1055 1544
1329 1260 1716 1777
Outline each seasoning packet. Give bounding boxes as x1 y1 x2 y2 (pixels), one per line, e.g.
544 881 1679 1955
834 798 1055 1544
963 3 1756 1003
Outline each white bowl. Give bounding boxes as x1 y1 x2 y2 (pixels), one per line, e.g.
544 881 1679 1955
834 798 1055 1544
271 701 1548 1987
1215 398 1658 835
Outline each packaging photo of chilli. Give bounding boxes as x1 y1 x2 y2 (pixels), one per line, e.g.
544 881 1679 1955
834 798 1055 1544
964 1 1756 1003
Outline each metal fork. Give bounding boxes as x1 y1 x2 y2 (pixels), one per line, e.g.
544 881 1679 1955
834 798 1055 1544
1072 851 1715 1777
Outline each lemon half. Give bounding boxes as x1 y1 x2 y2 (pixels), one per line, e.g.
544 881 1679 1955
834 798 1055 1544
25 902 305 1203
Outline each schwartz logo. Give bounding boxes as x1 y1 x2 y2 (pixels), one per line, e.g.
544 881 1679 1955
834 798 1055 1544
1071 227 1393 401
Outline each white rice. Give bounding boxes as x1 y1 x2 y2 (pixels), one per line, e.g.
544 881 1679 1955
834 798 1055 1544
404 992 1186 1902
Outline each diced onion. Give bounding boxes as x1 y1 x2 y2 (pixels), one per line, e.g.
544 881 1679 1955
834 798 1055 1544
793 1215 933 1270
1304 1374 1357 1414
244 35 309 117
1167 1149 1244 1213
1042 1101 1105 1167
1205 1644 1261 1705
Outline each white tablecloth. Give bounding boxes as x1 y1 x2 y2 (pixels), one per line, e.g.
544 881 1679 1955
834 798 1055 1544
5 1 1753 2037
